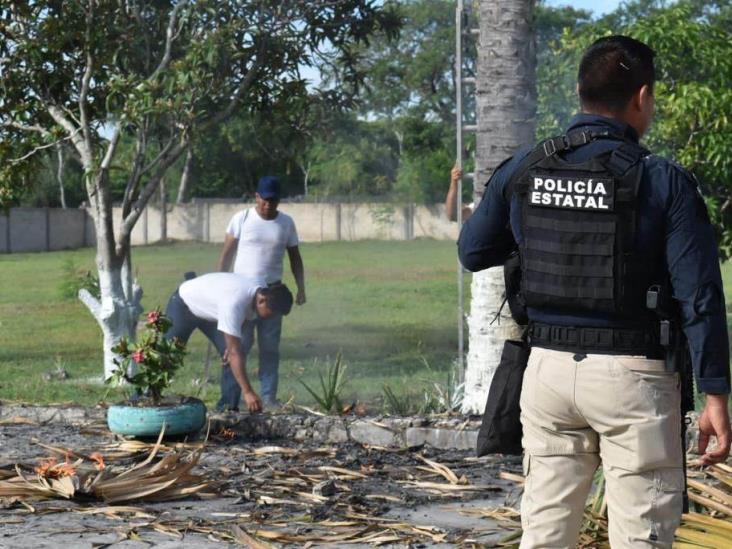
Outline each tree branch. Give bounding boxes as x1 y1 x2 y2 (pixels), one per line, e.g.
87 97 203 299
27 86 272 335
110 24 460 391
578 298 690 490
78 288 102 326
100 123 122 171
45 105 91 167
137 137 176 180
148 1 188 82
204 56 263 129
122 123 149 218
1 121 51 136
118 139 188 242
9 136 72 164
202 30 268 130
79 0 95 156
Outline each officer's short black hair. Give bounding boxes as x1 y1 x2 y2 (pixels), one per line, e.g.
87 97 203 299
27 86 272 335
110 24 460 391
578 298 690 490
578 35 656 113
260 283 294 315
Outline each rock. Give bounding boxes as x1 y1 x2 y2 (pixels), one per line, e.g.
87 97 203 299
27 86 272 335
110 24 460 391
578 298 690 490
349 420 400 447
313 479 337 497
327 422 349 444
405 427 478 451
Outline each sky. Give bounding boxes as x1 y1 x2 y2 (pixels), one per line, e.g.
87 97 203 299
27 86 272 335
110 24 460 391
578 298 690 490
545 0 623 17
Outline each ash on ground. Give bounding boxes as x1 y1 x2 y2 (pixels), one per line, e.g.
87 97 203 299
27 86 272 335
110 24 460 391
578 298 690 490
0 420 522 548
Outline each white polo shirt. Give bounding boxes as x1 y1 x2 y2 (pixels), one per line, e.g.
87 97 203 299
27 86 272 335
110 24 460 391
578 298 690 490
226 208 299 283
179 273 264 338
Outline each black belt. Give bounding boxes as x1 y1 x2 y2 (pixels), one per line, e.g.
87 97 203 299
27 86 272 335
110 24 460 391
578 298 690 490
528 322 662 356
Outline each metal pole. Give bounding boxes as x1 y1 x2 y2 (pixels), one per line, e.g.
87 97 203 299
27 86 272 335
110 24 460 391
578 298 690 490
455 0 465 383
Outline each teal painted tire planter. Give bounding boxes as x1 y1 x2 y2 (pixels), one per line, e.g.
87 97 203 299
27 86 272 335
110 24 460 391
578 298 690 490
107 398 207 437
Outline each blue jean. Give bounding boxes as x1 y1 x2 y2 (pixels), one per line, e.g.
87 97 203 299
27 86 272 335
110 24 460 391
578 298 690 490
217 314 282 410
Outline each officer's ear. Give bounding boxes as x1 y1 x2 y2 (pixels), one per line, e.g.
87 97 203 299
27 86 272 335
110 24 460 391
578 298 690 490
630 84 653 114
626 84 654 137
639 84 654 112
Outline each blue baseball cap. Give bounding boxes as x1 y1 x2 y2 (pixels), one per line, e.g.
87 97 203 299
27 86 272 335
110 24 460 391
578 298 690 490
256 176 280 199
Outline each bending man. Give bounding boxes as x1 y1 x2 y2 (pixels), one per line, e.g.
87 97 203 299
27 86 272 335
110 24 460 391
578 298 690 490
164 273 294 412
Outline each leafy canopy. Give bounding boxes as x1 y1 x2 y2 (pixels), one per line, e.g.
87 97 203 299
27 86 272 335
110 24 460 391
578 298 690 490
0 1 400 210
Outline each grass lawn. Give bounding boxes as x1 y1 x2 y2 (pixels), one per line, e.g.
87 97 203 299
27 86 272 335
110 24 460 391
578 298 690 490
2 240 731 411
0 240 467 410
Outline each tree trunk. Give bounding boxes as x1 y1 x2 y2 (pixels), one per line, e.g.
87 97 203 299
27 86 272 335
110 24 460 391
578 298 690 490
177 146 194 204
79 174 143 381
462 0 536 413
79 257 143 380
56 144 67 209
160 177 167 243
299 160 311 196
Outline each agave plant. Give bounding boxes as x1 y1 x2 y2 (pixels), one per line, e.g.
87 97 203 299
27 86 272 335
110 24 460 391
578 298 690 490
299 353 348 414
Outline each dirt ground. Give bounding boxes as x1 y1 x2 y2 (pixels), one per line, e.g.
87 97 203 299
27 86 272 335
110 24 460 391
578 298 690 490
0 419 523 548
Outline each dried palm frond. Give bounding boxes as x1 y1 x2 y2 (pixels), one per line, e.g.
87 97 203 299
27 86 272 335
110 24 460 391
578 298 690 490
0 427 217 503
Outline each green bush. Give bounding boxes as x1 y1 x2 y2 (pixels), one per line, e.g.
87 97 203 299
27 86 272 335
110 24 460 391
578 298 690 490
58 258 99 300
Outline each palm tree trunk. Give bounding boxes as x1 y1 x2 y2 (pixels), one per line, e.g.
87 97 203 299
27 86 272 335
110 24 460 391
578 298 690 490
463 0 537 413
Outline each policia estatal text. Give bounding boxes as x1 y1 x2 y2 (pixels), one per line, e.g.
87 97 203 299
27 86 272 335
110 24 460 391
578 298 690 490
458 36 731 549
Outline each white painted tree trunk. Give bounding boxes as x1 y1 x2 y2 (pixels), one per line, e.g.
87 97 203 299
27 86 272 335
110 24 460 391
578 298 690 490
462 0 536 413
463 268 522 412
80 265 143 380
79 195 143 381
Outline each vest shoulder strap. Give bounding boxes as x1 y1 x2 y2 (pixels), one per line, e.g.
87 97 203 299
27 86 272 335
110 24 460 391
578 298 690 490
504 130 649 201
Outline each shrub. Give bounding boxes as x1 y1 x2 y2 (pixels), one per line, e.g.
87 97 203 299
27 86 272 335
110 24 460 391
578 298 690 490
58 258 100 300
108 308 186 402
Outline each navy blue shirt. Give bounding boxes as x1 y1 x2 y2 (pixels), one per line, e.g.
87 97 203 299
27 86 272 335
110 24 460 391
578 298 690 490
458 113 730 394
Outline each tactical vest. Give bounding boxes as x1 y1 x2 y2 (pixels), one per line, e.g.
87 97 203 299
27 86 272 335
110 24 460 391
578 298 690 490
506 128 654 319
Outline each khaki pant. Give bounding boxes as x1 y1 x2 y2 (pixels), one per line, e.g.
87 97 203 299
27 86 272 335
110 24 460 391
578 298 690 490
519 347 684 549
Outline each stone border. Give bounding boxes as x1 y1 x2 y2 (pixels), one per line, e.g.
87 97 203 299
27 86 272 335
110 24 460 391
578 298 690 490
0 404 481 451
210 413 481 450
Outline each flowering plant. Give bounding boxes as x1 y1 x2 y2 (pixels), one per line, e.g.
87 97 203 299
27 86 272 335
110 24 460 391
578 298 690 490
108 308 186 403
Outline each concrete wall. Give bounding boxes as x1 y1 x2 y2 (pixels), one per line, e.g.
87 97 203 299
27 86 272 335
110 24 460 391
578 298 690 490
0 201 459 253
49 208 87 250
0 208 92 253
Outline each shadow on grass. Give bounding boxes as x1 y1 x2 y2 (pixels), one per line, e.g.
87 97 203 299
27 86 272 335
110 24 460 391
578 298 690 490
282 322 457 364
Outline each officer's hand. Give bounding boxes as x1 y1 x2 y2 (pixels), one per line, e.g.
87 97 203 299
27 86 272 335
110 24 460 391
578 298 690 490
296 288 306 305
450 164 462 185
243 390 262 413
698 394 731 465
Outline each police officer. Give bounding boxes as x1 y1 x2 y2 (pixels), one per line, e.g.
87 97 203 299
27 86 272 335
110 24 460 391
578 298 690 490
458 36 731 548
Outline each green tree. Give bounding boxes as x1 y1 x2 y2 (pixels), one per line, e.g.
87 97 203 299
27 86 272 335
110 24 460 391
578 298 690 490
538 0 732 256
306 116 399 198
153 0 591 205
0 1 398 378
321 0 590 202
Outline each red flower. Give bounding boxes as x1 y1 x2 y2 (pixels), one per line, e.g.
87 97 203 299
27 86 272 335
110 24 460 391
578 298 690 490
132 349 146 364
146 310 161 326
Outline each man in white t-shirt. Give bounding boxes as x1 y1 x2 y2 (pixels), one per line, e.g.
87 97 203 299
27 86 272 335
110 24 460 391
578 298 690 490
164 273 294 412
217 176 306 409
